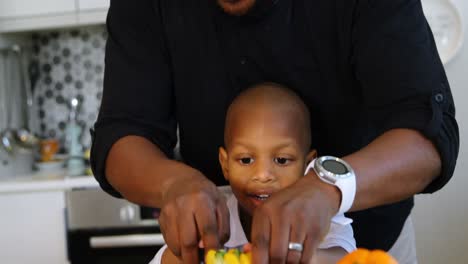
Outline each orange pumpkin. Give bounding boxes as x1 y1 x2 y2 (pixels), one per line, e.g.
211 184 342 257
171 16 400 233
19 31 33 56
337 248 398 264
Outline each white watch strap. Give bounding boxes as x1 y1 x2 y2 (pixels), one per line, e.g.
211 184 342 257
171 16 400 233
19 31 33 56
306 159 356 215
334 171 356 215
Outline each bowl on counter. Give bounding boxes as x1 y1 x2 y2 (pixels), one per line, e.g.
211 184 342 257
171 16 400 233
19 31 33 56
34 159 66 178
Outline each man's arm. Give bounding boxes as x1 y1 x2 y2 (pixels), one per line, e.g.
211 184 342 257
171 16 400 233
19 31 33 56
347 0 459 209
91 0 177 197
105 135 205 208
344 128 440 211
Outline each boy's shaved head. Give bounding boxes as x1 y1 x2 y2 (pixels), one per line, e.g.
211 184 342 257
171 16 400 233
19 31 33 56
224 82 311 152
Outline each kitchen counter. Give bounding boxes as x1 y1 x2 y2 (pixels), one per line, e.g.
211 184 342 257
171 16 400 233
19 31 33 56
0 173 99 263
0 174 99 194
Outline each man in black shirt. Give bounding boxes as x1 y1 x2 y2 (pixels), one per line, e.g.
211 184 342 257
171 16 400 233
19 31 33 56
91 0 459 263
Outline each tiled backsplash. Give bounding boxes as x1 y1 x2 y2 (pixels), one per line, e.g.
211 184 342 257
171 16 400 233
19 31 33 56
0 26 106 175
32 25 106 150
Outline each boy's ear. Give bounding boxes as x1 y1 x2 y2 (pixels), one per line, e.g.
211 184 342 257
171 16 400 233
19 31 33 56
218 147 229 181
306 149 317 164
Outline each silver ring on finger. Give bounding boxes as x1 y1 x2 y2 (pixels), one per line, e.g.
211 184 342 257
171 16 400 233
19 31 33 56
288 242 303 252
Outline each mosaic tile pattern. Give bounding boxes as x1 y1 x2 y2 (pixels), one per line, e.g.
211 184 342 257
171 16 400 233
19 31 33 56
31 26 106 150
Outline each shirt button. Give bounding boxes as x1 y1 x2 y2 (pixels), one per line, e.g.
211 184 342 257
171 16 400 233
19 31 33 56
435 93 444 103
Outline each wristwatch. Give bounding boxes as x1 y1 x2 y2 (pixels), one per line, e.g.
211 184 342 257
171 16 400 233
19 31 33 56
305 156 356 215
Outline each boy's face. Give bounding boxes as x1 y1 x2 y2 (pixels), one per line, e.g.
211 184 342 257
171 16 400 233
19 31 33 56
219 104 315 215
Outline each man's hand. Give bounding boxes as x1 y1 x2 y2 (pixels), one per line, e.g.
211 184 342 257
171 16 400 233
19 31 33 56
251 172 341 264
158 174 230 264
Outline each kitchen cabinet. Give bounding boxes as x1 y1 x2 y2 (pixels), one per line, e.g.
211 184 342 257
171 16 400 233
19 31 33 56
0 0 109 33
76 0 109 25
0 191 68 264
0 0 77 33
0 0 75 19
77 0 109 11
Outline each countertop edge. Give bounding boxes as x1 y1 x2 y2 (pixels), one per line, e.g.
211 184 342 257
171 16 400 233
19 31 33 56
0 176 100 194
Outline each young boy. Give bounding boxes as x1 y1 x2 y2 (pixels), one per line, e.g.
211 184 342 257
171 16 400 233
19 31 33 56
151 83 356 263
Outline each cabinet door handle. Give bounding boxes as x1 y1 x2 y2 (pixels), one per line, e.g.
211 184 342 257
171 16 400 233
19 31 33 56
90 234 165 248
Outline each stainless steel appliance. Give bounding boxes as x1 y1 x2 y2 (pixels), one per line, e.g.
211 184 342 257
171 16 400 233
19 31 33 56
66 188 164 264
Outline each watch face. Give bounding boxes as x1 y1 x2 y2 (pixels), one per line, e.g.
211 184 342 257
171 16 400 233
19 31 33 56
322 160 348 174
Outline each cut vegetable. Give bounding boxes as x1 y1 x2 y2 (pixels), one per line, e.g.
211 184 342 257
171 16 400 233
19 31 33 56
205 249 251 264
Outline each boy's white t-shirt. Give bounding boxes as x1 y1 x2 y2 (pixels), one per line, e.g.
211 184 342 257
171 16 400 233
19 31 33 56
150 191 356 264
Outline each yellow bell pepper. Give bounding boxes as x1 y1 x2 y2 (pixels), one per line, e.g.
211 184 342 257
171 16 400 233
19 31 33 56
205 248 251 264
205 250 217 264
239 252 251 264
224 251 240 264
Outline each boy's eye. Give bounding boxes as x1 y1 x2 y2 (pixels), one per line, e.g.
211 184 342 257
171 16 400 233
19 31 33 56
274 157 290 165
239 157 254 165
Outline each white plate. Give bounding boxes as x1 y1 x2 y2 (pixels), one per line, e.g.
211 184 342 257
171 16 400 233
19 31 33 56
422 0 464 64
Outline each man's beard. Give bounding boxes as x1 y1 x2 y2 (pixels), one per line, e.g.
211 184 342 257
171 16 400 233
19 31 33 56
217 0 257 16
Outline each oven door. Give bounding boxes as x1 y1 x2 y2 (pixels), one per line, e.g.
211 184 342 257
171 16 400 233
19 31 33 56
68 226 164 264
66 188 165 264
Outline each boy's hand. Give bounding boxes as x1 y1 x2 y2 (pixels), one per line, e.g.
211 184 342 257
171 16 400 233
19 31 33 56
251 172 341 264
159 174 230 264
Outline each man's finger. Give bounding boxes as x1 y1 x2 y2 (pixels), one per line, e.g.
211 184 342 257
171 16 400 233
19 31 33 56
216 198 231 244
251 207 271 264
195 207 220 251
269 216 289 264
286 223 307 264
159 208 181 257
179 212 200 264
300 232 320 264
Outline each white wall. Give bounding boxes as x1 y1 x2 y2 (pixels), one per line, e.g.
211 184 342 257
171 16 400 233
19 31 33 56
413 0 468 263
